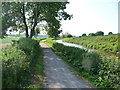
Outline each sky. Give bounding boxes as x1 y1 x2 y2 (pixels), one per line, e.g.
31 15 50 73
61 0 119 36
6 0 119 36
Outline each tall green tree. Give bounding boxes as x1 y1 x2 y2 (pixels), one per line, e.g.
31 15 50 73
108 32 113 35
82 33 86 37
2 2 72 38
88 33 96 36
95 31 104 36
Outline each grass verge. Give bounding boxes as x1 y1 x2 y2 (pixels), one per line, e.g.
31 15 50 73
26 47 45 88
0 37 19 43
64 34 120 55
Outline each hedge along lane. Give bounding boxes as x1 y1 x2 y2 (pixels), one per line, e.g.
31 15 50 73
40 40 94 88
1 38 45 88
44 39 120 88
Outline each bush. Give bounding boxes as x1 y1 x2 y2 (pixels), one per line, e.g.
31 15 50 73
2 38 44 88
1 46 29 88
16 38 40 65
17 38 39 53
96 56 120 88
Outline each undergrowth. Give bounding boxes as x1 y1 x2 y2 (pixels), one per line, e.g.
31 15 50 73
1 38 45 88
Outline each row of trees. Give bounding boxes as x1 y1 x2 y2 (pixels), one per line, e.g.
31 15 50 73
2 2 72 38
61 31 113 38
81 31 113 37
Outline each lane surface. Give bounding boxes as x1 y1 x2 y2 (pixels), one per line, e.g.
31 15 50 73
40 41 94 88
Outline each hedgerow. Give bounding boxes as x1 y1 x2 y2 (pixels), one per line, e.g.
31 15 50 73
1 38 44 88
16 38 40 67
2 46 29 88
45 39 120 88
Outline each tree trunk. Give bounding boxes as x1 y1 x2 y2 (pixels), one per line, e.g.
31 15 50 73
30 29 34 38
30 5 40 38
21 4 29 38
25 28 29 38
30 22 37 38
23 15 29 38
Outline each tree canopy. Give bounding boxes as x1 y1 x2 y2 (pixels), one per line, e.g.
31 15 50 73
88 33 96 36
2 2 72 38
95 31 104 36
82 33 86 37
108 32 113 35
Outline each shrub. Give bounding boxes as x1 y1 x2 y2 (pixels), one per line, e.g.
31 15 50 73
2 38 44 88
1 46 29 88
96 56 120 88
17 38 39 53
16 38 40 65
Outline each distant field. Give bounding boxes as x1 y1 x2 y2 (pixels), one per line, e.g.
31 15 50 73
0 37 19 43
64 34 119 55
7 34 48 38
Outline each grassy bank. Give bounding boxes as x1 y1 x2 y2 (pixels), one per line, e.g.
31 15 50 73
45 39 120 88
1 38 45 88
0 37 19 43
64 34 120 55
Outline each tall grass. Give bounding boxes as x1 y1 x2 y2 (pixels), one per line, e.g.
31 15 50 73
64 34 119 55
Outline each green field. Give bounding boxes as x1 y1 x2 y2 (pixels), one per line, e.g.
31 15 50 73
0 37 19 43
64 34 120 55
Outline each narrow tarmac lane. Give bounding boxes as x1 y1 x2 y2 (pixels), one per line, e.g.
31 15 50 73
40 41 94 88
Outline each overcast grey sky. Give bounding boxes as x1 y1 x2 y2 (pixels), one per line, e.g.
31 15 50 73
61 0 119 36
